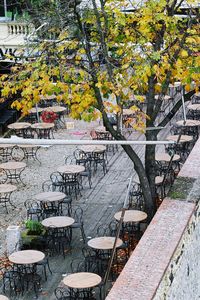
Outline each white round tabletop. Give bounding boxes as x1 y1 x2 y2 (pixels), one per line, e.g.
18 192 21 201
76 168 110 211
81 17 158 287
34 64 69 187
41 216 74 228
0 144 15 148
57 164 85 174
28 107 44 114
0 184 17 193
31 122 55 129
166 135 193 143
7 122 31 130
63 272 102 289
123 109 135 116
0 161 26 170
114 210 147 223
88 236 123 250
176 119 200 127
40 94 56 101
187 104 200 111
44 106 66 113
35 191 66 202
9 250 45 265
155 153 180 162
79 145 106 153
95 126 107 133
0 295 9 300
155 95 171 100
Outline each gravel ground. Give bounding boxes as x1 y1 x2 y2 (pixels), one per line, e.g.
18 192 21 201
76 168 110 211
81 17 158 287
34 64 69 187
0 117 101 256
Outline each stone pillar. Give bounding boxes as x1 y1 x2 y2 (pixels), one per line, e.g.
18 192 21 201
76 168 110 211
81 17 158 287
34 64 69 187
6 225 21 255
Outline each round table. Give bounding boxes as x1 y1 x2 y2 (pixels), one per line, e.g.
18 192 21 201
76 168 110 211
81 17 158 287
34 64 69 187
63 272 101 289
31 122 54 139
114 210 147 223
79 145 106 153
31 122 54 129
28 107 44 114
123 109 135 116
187 104 200 111
176 120 200 127
88 237 123 250
95 126 107 133
44 106 66 113
155 153 180 162
41 216 74 228
0 183 17 212
40 95 56 101
166 135 193 143
0 161 26 185
7 122 31 130
0 295 9 300
35 191 66 202
57 164 85 174
9 250 45 265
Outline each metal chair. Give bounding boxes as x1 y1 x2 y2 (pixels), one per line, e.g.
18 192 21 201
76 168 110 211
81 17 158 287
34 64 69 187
24 199 42 221
69 206 86 243
74 149 92 188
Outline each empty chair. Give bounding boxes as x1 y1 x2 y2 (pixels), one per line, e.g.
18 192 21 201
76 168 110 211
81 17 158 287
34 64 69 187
69 206 86 243
50 172 65 192
74 149 92 188
24 199 42 221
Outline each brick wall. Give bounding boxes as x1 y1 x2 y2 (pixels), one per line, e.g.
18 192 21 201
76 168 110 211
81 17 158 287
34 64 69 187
107 138 200 300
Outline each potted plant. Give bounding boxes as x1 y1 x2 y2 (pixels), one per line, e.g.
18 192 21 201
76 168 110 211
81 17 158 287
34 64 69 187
21 220 45 250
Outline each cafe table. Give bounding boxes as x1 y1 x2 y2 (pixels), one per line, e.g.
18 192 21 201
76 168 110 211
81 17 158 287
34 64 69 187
166 135 193 143
42 216 74 256
28 107 44 114
44 106 66 114
9 250 45 265
0 295 9 300
31 122 55 139
0 161 26 185
88 236 123 250
17 144 41 163
155 153 180 162
57 165 85 174
79 145 106 153
35 191 67 215
35 191 66 202
7 122 31 138
63 272 101 289
114 210 147 223
176 119 200 127
0 183 17 212
57 165 85 198
41 216 74 228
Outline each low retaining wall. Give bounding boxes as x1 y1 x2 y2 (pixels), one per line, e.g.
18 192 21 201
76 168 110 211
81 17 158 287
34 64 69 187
107 138 200 300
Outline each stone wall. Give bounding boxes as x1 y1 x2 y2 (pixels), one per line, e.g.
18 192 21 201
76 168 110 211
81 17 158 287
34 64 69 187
107 138 200 300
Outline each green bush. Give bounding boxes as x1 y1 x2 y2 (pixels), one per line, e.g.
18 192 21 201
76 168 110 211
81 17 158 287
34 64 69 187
25 220 43 235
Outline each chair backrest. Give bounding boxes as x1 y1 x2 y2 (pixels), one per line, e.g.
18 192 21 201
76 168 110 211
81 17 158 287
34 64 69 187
70 258 85 273
54 287 71 300
73 149 88 165
71 206 83 223
42 180 55 192
96 224 110 236
24 199 40 210
64 155 76 165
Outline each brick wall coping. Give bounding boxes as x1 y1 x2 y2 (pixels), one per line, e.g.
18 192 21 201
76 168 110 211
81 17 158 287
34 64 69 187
179 137 200 178
106 198 195 300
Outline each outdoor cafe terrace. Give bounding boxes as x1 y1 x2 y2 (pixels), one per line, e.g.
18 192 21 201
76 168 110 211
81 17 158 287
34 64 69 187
0 90 200 299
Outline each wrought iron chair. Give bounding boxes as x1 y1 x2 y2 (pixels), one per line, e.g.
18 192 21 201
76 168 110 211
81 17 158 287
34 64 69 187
24 199 42 221
74 149 92 188
69 206 86 243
